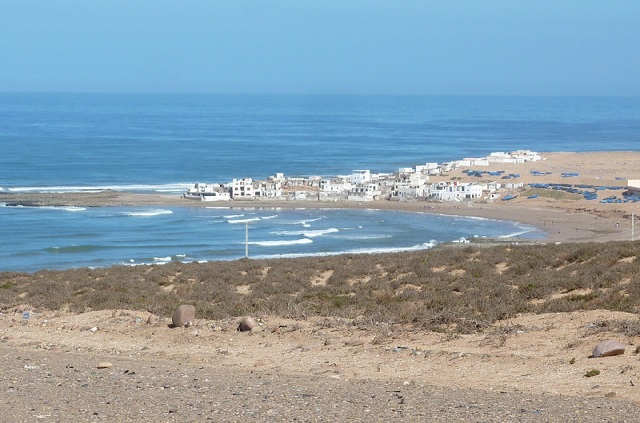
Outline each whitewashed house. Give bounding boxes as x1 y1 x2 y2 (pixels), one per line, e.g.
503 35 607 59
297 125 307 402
348 182 381 201
231 178 254 199
428 182 483 201
320 178 352 193
183 183 231 201
256 180 283 198
350 170 372 185
465 157 490 166
269 173 285 182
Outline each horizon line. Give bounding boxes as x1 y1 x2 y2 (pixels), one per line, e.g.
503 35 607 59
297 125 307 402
0 90 639 99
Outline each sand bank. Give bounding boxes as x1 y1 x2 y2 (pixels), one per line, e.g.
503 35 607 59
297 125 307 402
2 151 639 244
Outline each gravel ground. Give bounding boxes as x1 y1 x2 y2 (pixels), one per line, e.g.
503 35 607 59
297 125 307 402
2 346 639 422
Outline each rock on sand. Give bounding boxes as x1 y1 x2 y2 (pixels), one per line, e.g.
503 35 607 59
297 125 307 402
238 316 257 332
97 362 112 369
172 304 196 328
592 340 625 358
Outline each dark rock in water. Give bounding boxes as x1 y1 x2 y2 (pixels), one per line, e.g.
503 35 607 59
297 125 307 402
238 316 257 332
592 340 625 358
172 305 195 328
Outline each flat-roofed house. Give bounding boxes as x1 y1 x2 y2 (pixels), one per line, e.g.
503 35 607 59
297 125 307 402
231 178 254 199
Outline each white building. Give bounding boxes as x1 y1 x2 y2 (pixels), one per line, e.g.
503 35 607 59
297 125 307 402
256 181 282 198
464 158 489 166
231 178 254 199
183 183 231 201
392 182 427 199
398 167 415 176
628 180 640 190
320 178 352 193
350 169 371 185
428 182 483 201
269 173 285 182
348 182 381 201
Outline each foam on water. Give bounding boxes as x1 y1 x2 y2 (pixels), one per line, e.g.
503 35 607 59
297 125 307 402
272 228 339 238
253 240 438 259
332 234 392 240
224 214 244 218
227 217 261 224
153 256 172 262
2 205 87 212
124 209 173 217
498 228 535 239
284 217 323 226
6 183 192 193
248 238 313 247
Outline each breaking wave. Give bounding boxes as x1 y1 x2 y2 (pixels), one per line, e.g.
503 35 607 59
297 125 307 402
498 228 535 239
2 205 86 212
6 183 192 193
227 217 261 224
124 209 173 217
248 238 313 247
271 228 339 238
253 240 438 259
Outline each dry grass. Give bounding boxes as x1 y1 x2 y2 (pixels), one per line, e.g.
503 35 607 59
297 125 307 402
2 241 640 334
521 188 582 200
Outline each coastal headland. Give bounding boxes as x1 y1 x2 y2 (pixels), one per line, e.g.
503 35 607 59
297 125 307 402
2 151 640 420
2 151 640 244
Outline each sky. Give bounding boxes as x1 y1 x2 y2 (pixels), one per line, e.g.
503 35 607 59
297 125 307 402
1 1 639 96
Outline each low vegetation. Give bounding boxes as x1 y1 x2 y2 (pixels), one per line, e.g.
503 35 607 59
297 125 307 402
1 241 639 333
521 188 582 200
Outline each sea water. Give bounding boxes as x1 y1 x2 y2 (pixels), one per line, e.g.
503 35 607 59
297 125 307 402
1 94 638 271
0 205 543 272
1 94 639 192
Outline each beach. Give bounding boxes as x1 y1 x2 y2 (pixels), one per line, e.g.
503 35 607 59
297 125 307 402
2 151 639 246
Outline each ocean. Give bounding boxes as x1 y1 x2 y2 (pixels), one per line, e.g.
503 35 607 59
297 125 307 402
0 205 542 272
1 94 639 271
2 94 639 192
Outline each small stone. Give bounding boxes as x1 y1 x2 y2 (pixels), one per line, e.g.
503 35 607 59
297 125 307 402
172 305 195 328
592 340 625 358
97 362 112 369
89 327 98 333
605 392 616 398
237 316 257 332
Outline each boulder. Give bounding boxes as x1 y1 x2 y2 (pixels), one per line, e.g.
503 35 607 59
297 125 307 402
592 340 625 358
172 304 196 328
97 361 112 369
238 316 257 332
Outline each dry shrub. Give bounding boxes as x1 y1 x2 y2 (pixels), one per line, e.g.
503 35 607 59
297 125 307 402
2 241 640 334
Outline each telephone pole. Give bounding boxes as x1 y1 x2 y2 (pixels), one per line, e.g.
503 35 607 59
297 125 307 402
245 222 249 258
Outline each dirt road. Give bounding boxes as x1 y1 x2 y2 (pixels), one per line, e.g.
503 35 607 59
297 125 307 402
3 345 639 422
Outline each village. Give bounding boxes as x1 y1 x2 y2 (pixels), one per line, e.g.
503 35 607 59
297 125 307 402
183 150 543 202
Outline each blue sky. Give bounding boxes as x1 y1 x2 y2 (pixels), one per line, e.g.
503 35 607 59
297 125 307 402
1 1 639 95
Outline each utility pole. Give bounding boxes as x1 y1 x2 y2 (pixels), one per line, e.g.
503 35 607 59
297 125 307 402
633 213 635 242
245 222 249 258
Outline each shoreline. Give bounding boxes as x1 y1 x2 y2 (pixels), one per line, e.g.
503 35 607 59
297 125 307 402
0 190 631 244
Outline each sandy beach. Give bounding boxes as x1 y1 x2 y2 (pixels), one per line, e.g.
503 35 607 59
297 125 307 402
2 151 639 244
